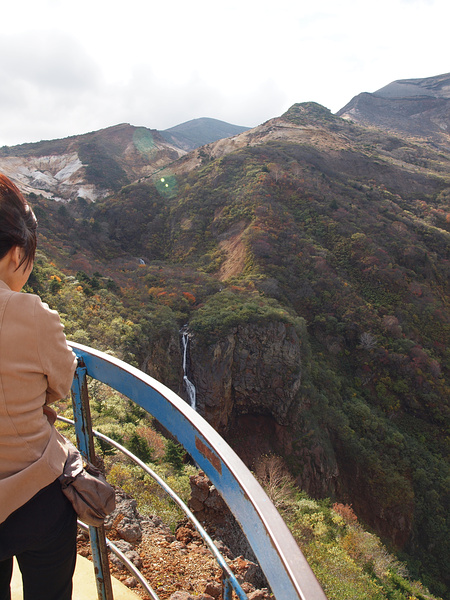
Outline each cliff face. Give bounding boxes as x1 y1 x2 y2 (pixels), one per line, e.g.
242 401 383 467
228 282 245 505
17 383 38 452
186 321 413 549
144 331 183 394
189 322 302 435
142 320 341 501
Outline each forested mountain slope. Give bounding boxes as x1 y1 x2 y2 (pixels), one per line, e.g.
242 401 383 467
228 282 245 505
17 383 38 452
22 102 450 598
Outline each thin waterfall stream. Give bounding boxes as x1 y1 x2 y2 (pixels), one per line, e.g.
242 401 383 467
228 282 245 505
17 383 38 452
181 329 196 410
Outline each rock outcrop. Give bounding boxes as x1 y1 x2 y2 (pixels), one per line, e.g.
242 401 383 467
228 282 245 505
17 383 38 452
189 321 302 436
187 472 268 590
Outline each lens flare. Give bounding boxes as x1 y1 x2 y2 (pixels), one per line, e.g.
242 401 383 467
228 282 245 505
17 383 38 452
155 173 178 198
133 128 156 158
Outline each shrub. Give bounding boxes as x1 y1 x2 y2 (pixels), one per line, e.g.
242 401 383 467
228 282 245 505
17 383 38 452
189 289 297 341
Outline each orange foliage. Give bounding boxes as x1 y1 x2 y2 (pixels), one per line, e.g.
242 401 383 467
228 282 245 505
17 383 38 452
332 503 358 524
136 425 165 460
182 291 196 303
148 287 165 297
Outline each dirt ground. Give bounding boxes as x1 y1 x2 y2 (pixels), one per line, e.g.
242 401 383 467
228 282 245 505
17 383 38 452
77 519 269 600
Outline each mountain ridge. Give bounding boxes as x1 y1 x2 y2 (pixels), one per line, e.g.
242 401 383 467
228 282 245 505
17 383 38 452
337 72 450 146
374 72 450 99
0 118 249 201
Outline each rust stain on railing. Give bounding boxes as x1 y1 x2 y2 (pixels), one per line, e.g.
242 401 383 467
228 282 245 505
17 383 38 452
195 437 222 474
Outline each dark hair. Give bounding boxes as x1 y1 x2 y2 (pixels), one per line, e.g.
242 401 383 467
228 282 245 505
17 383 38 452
0 173 37 270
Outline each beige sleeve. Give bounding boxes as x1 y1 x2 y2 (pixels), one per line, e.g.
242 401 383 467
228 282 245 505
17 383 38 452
34 298 78 404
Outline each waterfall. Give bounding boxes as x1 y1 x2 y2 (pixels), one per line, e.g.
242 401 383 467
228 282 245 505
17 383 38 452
181 329 196 410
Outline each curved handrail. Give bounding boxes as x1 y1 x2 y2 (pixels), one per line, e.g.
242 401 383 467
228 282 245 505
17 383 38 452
68 341 327 600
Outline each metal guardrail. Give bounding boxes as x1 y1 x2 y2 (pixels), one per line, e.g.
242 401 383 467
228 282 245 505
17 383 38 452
58 415 247 600
67 341 328 600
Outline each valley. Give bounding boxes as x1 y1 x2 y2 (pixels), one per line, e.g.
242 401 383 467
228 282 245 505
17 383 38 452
7 73 450 599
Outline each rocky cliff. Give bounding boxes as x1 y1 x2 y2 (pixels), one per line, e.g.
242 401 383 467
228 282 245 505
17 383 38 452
189 322 302 435
184 319 413 549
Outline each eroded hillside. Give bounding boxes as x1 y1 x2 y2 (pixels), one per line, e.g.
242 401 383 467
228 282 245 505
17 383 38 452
0 124 185 200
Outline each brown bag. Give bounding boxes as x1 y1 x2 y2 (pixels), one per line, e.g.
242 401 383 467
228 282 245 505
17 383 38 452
59 438 116 527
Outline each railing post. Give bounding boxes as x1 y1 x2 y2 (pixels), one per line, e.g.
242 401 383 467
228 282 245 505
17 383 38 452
222 576 233 600
71 359 114 600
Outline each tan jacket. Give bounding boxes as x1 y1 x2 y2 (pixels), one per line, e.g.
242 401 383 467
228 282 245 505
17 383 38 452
0 280 77 523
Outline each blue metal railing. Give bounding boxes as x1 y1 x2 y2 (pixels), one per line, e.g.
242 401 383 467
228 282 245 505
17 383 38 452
67 341 328 600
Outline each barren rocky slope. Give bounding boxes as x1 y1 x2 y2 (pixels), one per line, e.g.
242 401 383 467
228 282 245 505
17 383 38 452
78 486 271 600
337 72 450 147
0 124 184 201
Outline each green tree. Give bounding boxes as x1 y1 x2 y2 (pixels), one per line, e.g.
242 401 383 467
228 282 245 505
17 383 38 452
127 432 153 463
164 440 185 473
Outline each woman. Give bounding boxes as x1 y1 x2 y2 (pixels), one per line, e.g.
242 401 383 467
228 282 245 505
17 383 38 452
0 173 78 600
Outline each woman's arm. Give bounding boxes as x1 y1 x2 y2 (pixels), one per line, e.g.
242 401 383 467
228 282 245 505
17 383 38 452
35 298 78 405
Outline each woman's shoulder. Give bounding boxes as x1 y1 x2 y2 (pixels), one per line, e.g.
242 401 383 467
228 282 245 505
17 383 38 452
0 283 38 311
2 287 40 309
1 287 58 323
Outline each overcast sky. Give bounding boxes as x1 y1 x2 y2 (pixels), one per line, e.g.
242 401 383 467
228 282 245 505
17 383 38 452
1 0 449 146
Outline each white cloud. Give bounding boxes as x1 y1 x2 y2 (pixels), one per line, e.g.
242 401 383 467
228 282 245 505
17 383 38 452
0 0 449 145
0 32 99 91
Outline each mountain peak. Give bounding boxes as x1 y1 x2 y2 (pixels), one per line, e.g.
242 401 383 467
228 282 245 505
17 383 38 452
374 72 450 100
159 117 250 151
337 72 450 145
281 102 350 132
